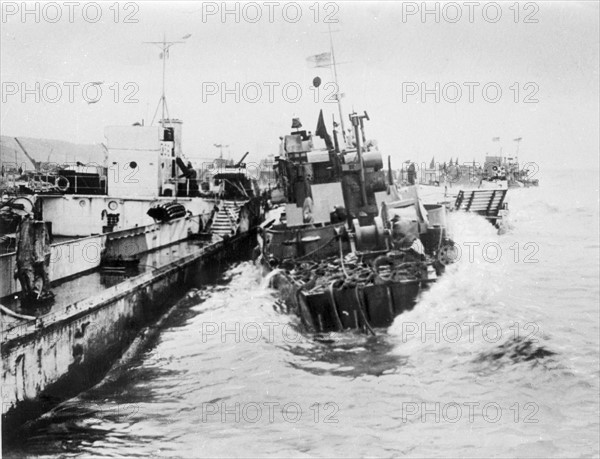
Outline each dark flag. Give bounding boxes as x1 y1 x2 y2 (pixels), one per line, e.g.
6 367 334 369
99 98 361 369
315 110 333 150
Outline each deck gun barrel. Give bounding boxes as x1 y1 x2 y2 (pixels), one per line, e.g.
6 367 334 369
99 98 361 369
236 151 250 167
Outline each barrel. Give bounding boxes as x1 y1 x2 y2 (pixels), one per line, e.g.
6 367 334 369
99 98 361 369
423 225 445 254
424 204 447 227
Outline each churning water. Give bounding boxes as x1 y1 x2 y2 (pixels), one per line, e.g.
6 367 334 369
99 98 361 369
5 168 599 458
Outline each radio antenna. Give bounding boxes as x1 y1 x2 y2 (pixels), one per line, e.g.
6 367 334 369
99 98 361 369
144 33 185 127
327 24 346 142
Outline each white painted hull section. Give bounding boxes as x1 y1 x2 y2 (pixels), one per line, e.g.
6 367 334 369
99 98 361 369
0 213 204 299
40 195 213 237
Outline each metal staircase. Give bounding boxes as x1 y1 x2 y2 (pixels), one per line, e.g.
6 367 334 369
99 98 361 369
210 202 241 237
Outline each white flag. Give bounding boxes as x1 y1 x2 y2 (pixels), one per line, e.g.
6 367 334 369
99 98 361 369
306 52 331 68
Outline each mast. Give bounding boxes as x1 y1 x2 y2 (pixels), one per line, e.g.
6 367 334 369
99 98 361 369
328 24 346 143
350 111 369 206
144 34 185 128
214 144 229 160
492 137 502 161
513 137 522 165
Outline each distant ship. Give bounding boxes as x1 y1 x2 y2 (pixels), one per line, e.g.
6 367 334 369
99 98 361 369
482 155 539 188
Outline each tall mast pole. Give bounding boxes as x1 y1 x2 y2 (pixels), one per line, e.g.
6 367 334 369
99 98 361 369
144 34 185 127
214 143 229 162
161 33 166 126
328 24 346 142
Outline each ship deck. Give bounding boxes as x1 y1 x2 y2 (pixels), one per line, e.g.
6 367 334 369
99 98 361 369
416 184 458 204
0 238 210 325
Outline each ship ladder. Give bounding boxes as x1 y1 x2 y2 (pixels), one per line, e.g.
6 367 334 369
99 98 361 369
211 202 241 237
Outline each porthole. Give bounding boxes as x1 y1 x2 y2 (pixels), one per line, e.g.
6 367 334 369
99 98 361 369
129 161 138 169
108 200 119 211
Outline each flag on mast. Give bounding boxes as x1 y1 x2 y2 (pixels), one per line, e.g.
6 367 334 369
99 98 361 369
306 52 332 68
315 109 333 150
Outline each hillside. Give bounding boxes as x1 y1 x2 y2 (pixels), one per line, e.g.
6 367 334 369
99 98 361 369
0 136 106 172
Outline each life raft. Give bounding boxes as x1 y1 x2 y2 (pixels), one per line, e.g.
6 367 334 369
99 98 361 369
147 202 187 222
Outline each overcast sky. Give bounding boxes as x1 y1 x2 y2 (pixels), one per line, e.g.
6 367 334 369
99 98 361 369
1 1 598 171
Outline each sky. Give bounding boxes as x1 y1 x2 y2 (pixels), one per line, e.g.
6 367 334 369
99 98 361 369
1 1 598 172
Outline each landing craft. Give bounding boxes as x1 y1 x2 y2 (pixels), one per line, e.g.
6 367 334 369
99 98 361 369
256 32 460 333
257 32 511 333
257 108 458 334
